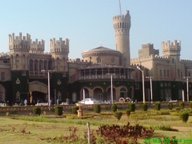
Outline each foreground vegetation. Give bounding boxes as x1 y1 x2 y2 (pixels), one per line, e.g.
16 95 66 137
0 102 192 144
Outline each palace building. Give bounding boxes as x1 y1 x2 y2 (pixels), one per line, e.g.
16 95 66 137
0 9 191 105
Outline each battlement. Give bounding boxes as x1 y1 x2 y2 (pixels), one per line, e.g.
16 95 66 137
68 58 90 64
131 55 169 63
50 37 69 54
181 59 192 64
113 11 131 31
9 32 31 42
0 52 9 58
162 40 181 52
9 32 31 52
113 11 130 21
30 39 45 54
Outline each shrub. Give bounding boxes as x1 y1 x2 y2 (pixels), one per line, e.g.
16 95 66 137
179 102 185 109
168 103 173 110
190 102 192 109
55 106 63 116
180 112 189 123
94 104 101 113
142 103 148 111
126 109 131 117
114 111 123 121
155 102 161 111
97 123 154 143
128 103 135 112
111 104 118 112
33 107 41 115
71 106 79 114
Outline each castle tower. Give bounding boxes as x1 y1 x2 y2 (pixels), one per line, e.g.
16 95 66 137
50 37 69 72
9 32 31 70
113 10 131 66
162 40 181 61
30 39 45 54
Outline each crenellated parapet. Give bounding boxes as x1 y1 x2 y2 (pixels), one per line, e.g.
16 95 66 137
68 58 91 64
9 32 31 53
181 59 192 63
132 55 169 62
181 59 192 64
113 11 131 34
30 39 45 54
162 40 181 57
50 37 69 57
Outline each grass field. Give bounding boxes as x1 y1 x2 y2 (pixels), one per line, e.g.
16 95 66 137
0 106 192 144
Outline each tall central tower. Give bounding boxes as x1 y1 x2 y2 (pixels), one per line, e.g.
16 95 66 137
113 10 131 66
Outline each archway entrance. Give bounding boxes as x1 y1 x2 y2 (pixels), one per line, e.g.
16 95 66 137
31 91 46 104
29 81 47 104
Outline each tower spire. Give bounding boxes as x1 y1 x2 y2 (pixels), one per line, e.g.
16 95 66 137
119 0 122 15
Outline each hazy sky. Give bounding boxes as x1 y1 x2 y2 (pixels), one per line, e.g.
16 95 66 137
0 0 191 59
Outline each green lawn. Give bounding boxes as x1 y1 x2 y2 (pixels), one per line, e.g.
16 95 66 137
0 108 191 144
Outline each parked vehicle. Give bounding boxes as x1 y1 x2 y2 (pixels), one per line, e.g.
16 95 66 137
76 98 101 105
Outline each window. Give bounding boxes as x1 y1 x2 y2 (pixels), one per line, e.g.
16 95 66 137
97 57 101 64
164 70 166 77
167 70 169 77
160 70 162 77
111 57 115 64
120 88 127 98
29 60 33 71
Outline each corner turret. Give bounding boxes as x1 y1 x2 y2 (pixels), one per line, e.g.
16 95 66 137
9 33 31 70
9 32 31 53
50 37 69 72
30 39 45 54
162 40 181 61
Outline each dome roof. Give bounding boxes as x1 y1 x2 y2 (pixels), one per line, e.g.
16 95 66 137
82 46 121 58
89 46 116 52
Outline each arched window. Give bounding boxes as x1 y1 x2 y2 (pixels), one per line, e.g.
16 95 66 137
93 88 103 101
39 60 43 71
44 60 47 70
34 60 38 71
29 59 33 71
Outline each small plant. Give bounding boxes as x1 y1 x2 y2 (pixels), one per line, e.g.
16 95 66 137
168 103 173 110
180 112 189 123
155 102 161 111
94 104 101 113
33 107 41 115
71 106 79 114
126 109 131 117
128 103 135 112
142 103 148 111
55 106 63 116
111 104 118 112
114 111 123 121
179 102 185 109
